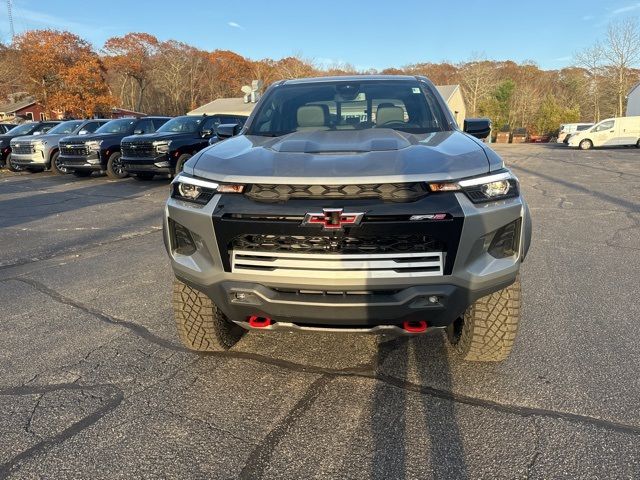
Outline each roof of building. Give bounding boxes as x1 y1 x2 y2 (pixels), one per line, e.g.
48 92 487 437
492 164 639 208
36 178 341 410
0 96 37 114
628 82 640 96
188 97 256 116
435 85 460 101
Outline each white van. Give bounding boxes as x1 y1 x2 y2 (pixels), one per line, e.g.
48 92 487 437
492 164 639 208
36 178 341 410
557 123 593 143
568 116 640 149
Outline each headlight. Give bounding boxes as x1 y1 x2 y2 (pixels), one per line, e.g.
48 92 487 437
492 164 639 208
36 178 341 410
153 140 171 154
429 171 519 203
171 173 244 205
85 140 102 152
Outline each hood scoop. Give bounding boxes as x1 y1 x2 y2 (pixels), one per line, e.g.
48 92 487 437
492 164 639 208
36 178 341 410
270 129 412 154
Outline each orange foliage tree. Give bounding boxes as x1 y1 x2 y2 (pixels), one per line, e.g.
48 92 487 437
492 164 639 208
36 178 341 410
13 29 113 117
103 33 159 112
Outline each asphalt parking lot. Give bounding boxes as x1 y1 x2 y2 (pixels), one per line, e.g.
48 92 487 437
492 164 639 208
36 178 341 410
1 143 639 479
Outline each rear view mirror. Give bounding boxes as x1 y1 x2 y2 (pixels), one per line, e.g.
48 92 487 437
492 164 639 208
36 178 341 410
216 123 240 139
464 118 492 139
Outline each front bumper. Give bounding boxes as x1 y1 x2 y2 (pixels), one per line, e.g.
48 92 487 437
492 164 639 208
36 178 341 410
164 190 531 329
59 153 102 171
122 155 172 174
10 151 47 166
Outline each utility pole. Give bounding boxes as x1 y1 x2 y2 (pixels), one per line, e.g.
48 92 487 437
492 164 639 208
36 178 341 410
7 0 15 40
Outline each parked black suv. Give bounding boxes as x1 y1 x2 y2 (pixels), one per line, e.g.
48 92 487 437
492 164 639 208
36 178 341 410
0 123 18 134
58 117 170 178
0 121 60 170
121 115 247 180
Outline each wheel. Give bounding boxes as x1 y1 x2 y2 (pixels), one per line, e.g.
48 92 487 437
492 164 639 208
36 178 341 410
174 154 191 176
73 170 92 177
106 152 127 179
134 173 155 181
6 154 21 172
579 139 593 150
49 150 69 175
636 139 640 148
447 277 521 362
173 278 244 351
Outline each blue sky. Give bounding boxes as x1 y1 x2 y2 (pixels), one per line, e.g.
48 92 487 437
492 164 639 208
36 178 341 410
1 0 640 70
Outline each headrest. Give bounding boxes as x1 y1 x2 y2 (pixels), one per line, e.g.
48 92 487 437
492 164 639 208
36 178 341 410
376 106 404 126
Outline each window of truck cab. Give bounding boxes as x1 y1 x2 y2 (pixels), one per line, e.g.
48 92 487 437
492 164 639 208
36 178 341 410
248 80 448 136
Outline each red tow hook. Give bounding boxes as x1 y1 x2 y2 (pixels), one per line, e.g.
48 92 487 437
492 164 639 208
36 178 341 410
248 316 273 328
403 320 428 333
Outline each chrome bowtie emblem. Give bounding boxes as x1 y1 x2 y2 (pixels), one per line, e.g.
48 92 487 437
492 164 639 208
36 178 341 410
302 208 364 230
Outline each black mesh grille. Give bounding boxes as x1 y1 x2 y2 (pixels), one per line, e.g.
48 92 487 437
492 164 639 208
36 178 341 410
12 145 34 154
121 142 155 157
60 144 89 156
232 234 444 254
245 183 429 202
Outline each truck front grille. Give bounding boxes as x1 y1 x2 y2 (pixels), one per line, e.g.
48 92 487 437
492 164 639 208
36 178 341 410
121 142 155 158
60 144 89 156
12 144 35 154
231 234 444 255
231 250 444 279
245 182 429 202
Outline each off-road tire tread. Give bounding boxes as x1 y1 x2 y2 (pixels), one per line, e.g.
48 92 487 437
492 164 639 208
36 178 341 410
106 152 127 179
451 278 521 362
172 278 243 351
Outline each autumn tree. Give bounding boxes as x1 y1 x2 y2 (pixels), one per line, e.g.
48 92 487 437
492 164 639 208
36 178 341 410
209 50 253 97
574 44 605 121
13 30 112 116
103 33 159 112
154 41 213 115
603 18 640 116
458 56 496 116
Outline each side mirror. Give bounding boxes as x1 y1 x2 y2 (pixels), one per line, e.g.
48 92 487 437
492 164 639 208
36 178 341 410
201 129 213 138
78 129 89 135
133 129 144 135
463 118 492 139
215 123 240 139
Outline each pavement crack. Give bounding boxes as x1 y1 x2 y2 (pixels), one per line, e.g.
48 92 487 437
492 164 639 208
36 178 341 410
0 383 124 478
9 277 189 353
238 375 332 480
525 417 541 479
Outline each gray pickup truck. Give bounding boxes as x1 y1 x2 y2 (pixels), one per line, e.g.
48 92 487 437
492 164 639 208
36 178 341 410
10 119 109 173
163 75 532 362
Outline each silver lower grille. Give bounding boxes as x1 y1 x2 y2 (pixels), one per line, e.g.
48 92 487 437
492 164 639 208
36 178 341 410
231 250 444 279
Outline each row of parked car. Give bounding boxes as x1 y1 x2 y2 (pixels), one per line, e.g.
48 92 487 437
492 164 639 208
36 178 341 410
0 113 247 179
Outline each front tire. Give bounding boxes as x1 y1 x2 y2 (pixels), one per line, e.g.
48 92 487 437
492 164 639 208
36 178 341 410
50 150 69 175
106 152 127 179
173 278 244 351
174 154 191 176
6 154 21 172
579 139 593 150
447 278 521 362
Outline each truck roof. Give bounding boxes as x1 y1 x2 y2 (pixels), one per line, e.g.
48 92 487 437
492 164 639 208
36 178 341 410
282 75 419 85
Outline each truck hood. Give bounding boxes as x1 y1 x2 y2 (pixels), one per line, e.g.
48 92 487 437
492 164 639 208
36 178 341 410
122 132 196 143
10 133 65 144
191 129 493 184
60 132 128 144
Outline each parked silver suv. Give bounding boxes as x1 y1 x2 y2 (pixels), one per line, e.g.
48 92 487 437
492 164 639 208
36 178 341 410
10 119 109 173
164 75 532 362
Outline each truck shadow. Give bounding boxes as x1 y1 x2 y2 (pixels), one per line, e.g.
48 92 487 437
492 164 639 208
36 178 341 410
371 333 468 479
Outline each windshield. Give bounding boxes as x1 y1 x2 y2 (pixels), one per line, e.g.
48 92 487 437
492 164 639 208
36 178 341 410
248 80 449 136
157 116 203 133
96 119 136 134
7 124 37 136
48 120 83 135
